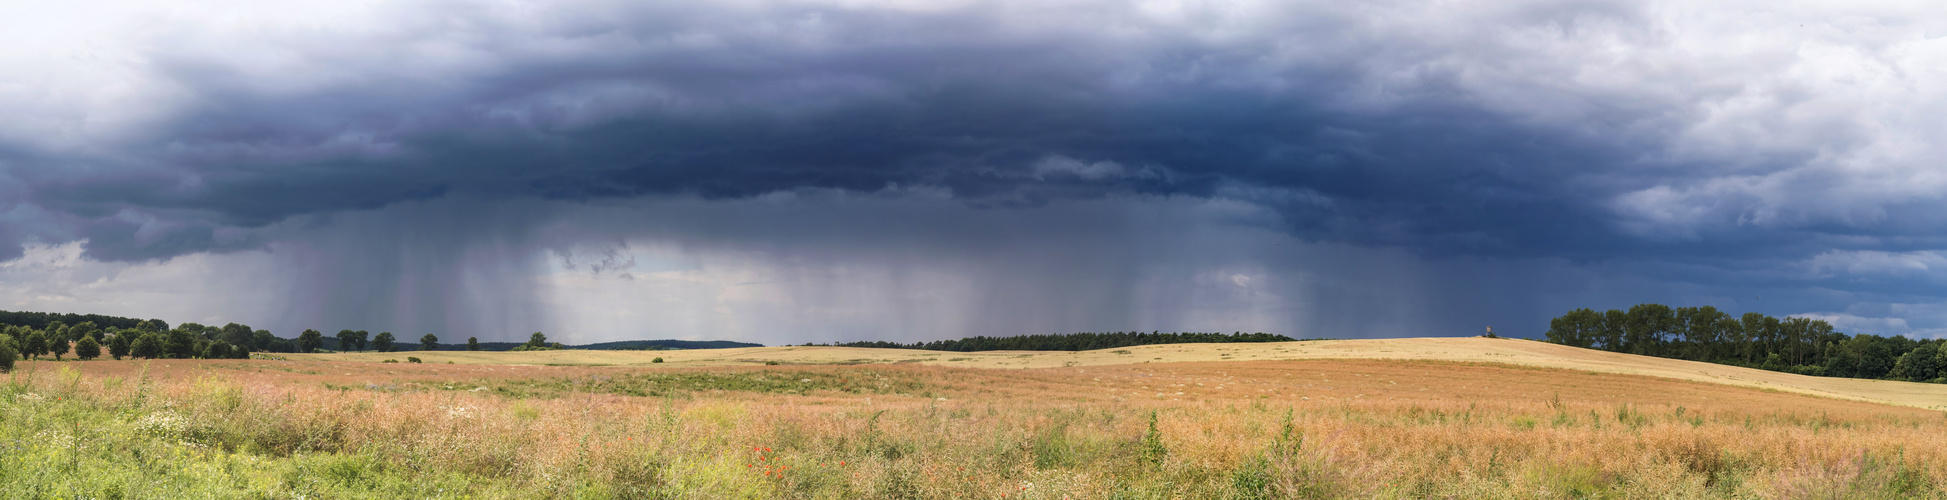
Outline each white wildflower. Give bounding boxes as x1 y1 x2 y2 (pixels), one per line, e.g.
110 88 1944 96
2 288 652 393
135 411 189 436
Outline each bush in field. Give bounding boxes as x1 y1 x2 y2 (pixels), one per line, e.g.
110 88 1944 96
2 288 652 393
420 334 438 351
407 357 422 363
372 332 396 353
1140 411 1169 468
73 337 99 361
652 357 663 363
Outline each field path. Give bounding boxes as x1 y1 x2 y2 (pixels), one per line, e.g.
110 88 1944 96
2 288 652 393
291 337 1947 410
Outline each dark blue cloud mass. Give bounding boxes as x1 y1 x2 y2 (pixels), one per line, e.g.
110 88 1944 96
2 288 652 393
3 0 1947 340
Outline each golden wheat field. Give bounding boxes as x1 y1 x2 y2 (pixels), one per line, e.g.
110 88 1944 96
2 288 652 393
6 339 1947 498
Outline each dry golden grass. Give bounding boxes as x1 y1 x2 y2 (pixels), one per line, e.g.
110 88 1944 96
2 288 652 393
295 337 1947 410
9 348 1947 498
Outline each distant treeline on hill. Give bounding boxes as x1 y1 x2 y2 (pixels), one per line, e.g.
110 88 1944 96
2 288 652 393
0 310 163 332
427 339 763 352
828 331 1298 352
0 309 759 360
1545 304 1947 383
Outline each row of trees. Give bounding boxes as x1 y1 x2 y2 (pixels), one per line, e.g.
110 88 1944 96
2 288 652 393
1545 304 1947 382
296 329 480 353
0 321 254 370
831 331 1298 352
0 313 547 372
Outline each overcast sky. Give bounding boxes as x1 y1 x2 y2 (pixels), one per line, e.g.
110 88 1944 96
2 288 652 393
4 0 1947 344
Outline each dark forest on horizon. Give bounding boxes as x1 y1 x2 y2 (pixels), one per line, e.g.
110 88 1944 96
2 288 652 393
1544 303 1947 383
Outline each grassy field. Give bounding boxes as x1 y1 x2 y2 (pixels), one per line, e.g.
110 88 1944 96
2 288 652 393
296 337 1947 410
3 341 1946 498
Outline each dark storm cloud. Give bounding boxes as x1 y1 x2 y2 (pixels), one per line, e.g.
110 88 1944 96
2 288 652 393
6 0 1685 264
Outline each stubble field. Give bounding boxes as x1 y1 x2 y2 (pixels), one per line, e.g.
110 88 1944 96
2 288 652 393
3 339 1945 498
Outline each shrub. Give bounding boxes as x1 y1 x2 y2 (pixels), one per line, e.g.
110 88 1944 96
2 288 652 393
74 337 101 361
652 357 664 363
407 357 422 363
382 359 398 364
1139 411 1168 468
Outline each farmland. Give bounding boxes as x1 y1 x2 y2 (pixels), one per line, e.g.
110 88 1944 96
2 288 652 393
4 338 1946 498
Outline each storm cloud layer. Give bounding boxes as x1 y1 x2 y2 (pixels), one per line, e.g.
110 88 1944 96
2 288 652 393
5 0 1947 342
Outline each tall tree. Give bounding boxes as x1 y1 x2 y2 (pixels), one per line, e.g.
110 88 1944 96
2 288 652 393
131 333 160 359
220 323 254 349
420 334 439 351
298 329 325 353
467 337 479 351
371 332 396 353
48 335 69 361
203 341 233 360
336 330 358 352
0 334 15 372
70 321 98 342
164 329 198 358
22 330 46 360
251 330 277 352
1545 308 1603 348
108 332 131 360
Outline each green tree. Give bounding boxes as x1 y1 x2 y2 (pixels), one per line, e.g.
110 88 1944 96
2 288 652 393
251 330 277 352
0 334 15 372
203 341 233 360
420 334 439 351
74 336 101 361
131 334 160 359
467 337 479 351
22 330 46 360
1544 308 1602 348
522 332 549 350
219 323 253 349
1890 343 1941 382
353 330 370 351
48 335 69 361
371 332 396 353
298 329 325 353
336 330 358 352
164 329 197 358
108 333 131 360
70 321 98 342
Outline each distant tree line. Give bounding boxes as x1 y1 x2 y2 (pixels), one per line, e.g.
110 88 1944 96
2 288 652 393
828 331 1298 352
0 310 162 332
1545 304 1947 383
0 309 768 371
